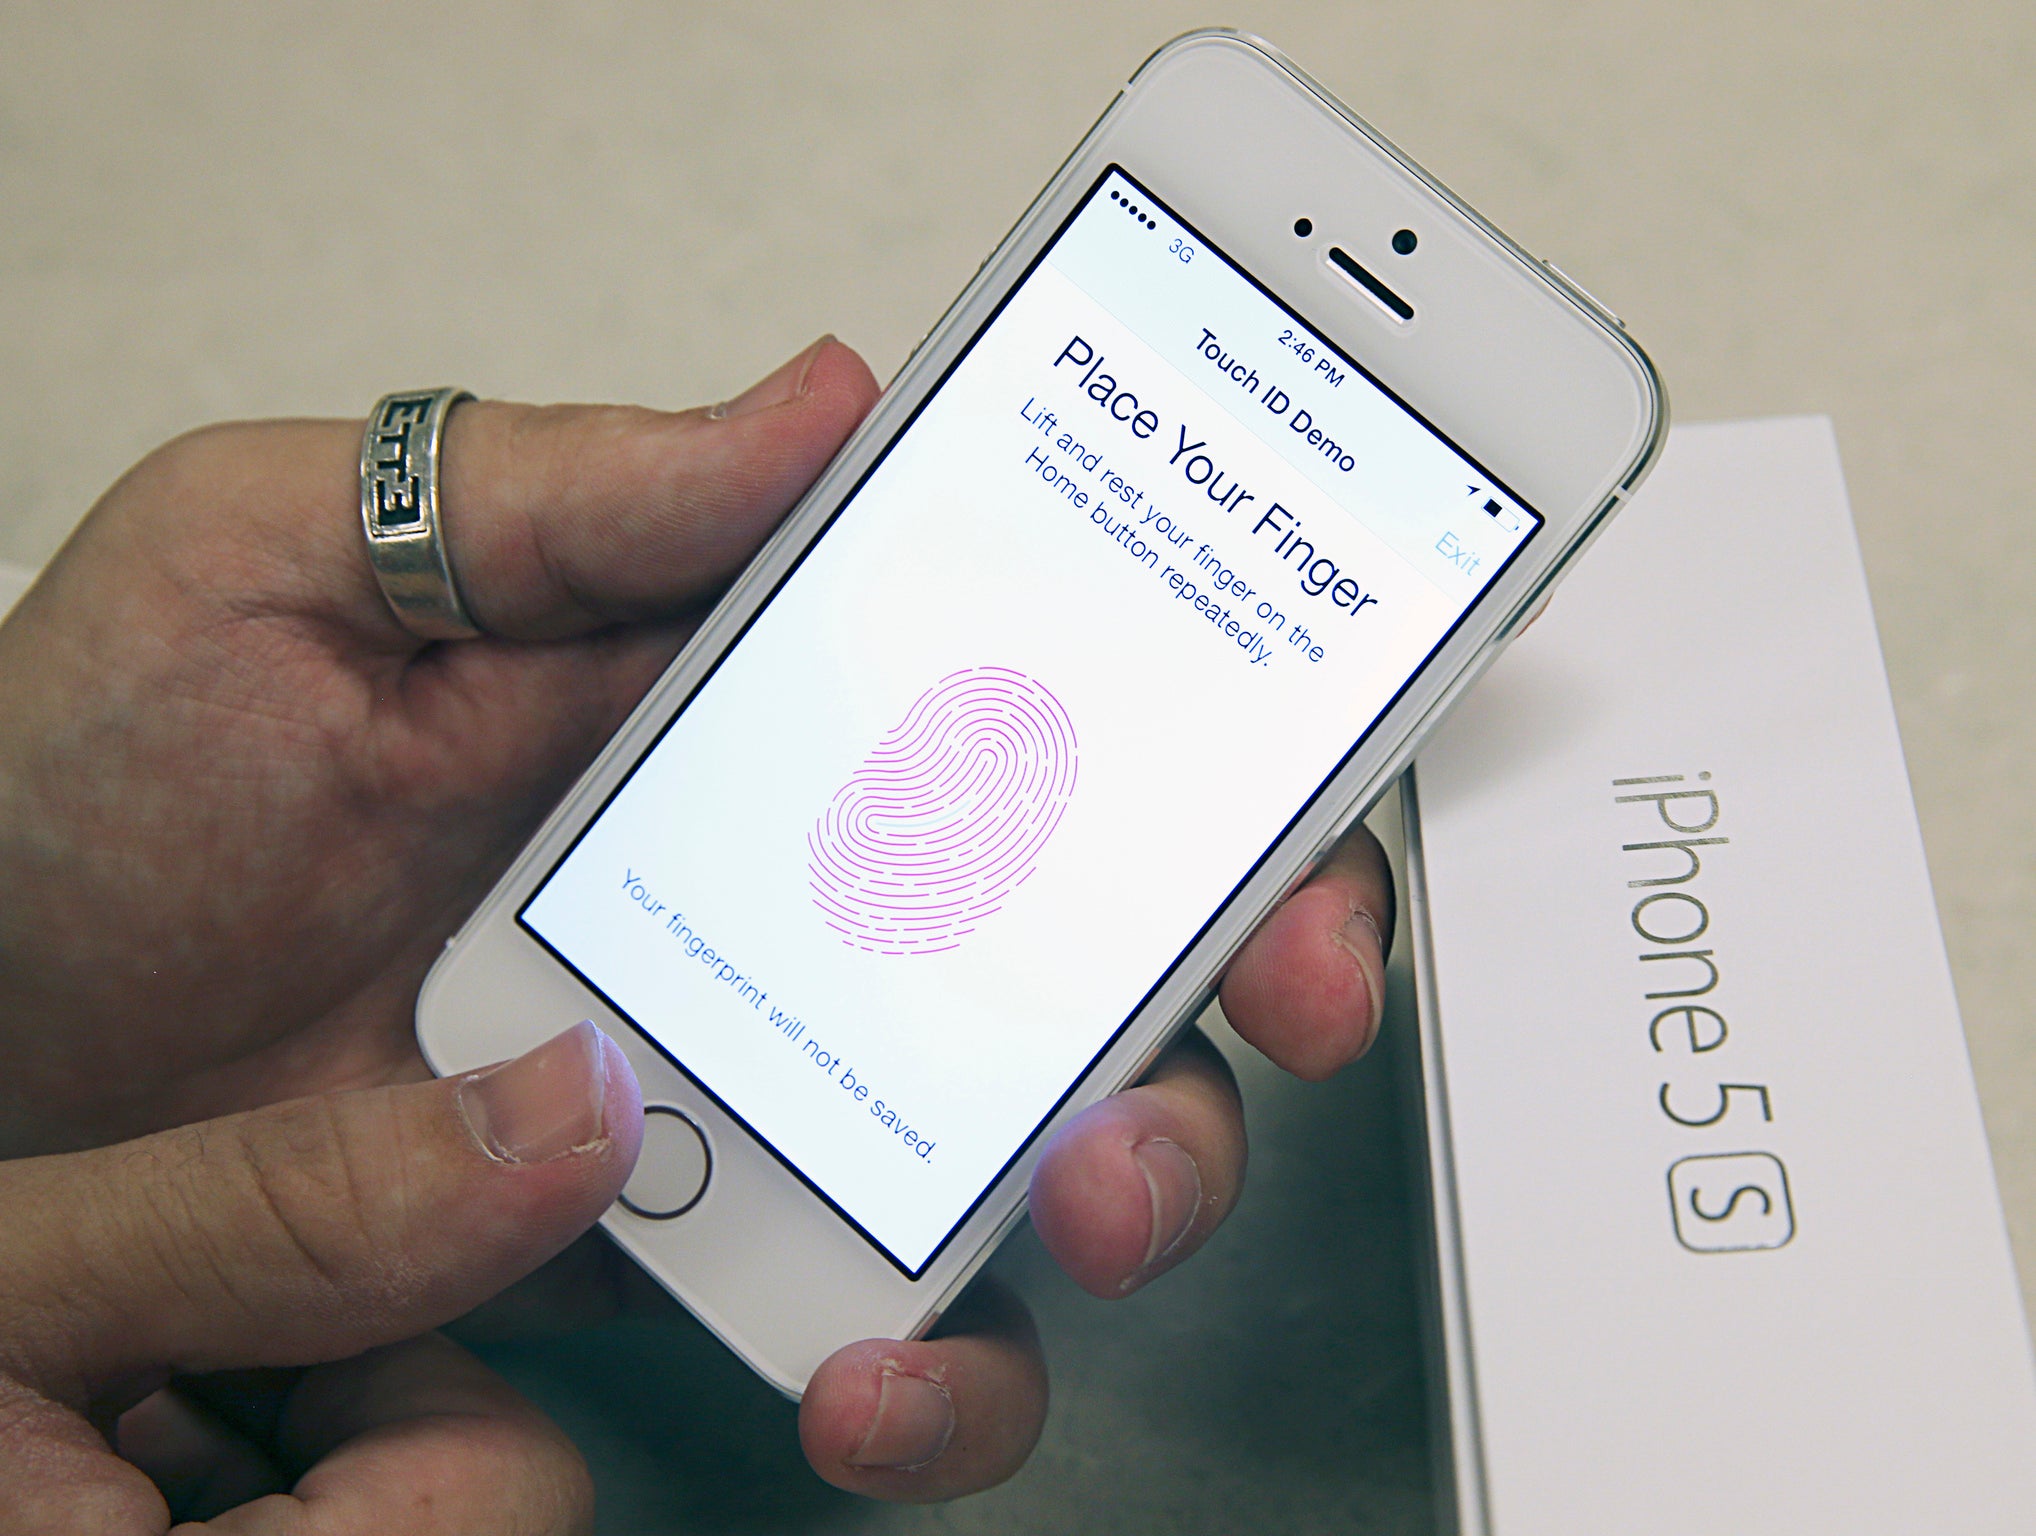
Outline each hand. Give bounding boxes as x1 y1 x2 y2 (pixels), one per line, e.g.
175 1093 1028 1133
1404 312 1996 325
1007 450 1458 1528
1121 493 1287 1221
0 1021 641 1531
0 338 1396 1520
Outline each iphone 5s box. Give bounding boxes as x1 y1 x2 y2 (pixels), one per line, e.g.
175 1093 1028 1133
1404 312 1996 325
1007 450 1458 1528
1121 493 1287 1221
1401 416 2036 1534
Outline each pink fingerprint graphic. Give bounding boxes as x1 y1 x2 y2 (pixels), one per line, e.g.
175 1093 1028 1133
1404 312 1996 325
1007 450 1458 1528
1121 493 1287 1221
809 667 1079 956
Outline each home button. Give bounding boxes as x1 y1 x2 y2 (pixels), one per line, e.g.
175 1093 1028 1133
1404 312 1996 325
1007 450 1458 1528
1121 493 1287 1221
619 1106 711 1219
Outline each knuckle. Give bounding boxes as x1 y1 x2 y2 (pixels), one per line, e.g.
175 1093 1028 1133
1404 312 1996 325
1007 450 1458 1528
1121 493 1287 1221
224 1096 430 1316
115 422 273 535
115 1123 268 1324
131 421 239 490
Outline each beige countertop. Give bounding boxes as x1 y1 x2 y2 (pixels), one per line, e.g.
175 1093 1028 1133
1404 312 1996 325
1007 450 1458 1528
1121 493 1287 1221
5 4 2029 1529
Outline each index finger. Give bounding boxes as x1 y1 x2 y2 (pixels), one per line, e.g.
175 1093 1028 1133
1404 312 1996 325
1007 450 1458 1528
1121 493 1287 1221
263 1335 592 1535
96 337 879 655
439 337 879 640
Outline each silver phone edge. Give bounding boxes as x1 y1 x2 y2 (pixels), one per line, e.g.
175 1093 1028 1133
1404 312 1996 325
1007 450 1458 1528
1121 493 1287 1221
418 29 1669 1390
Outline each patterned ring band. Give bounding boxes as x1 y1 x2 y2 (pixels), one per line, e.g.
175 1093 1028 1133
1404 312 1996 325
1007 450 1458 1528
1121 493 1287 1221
359 387 481 640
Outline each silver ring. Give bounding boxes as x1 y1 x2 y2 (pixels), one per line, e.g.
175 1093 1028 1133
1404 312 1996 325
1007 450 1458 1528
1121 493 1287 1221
360 387 480 640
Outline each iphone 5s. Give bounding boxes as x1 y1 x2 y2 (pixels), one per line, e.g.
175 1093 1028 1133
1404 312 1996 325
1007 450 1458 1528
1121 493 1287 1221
417 31 1665 1394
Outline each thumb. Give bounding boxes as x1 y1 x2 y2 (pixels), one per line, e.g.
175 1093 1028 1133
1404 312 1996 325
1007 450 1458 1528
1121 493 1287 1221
0 1021 641 1403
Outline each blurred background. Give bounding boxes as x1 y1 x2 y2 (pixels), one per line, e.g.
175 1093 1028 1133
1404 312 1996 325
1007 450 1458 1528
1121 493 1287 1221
3 4 2031 1529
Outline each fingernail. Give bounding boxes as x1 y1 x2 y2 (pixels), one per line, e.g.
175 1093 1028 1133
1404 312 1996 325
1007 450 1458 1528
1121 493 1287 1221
459 1021 615 1164
708 335 833 420
1333 905 1388 1051
846 1365 955 1470
1133 1137 1203 1277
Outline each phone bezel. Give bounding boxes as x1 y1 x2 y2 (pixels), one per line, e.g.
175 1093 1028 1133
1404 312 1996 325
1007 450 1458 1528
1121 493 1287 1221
416 29 1666 1397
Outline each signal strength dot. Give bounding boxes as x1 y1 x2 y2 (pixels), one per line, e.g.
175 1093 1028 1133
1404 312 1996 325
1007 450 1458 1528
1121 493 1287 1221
1109 187 1155 229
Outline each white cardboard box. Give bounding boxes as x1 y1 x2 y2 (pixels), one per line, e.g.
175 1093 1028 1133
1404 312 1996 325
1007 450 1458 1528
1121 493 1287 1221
1405 417 2036 1534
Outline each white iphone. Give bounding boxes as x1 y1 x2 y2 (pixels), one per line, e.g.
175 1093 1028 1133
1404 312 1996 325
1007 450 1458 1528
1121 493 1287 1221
417 31 1665 1395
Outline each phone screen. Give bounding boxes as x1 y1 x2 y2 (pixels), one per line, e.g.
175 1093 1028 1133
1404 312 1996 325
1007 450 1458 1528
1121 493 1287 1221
523 168 1539 1274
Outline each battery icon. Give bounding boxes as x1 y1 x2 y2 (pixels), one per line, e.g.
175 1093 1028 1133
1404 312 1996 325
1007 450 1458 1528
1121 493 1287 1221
1482 497 1524 534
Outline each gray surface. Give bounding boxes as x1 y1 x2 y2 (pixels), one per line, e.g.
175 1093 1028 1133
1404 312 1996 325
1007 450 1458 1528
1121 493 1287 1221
5 3 2032 1529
